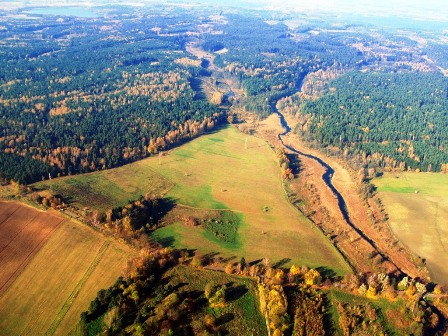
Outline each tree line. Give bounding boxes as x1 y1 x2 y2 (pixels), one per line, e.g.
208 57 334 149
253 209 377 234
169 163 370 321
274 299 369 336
279 71 448 172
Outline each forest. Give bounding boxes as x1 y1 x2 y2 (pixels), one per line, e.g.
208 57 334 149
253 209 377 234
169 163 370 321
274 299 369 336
279 72 448 172
202 14 363 117
2 6 447 182
0 9 221 183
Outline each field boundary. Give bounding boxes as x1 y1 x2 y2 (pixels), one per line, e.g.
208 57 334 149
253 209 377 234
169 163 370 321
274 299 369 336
45 240 111 336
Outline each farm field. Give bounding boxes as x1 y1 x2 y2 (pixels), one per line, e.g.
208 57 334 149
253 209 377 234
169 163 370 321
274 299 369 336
0 201 64 296
372 172 448 283
149 126 350 274
0 202 135 336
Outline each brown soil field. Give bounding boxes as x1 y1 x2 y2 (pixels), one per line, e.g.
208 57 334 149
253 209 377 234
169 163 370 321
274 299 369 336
0 201 135 335
0 202 64 296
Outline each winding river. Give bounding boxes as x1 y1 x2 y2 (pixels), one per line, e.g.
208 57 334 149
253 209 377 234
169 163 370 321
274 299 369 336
272 103 404 273
187 40 402 273
274 110 352 224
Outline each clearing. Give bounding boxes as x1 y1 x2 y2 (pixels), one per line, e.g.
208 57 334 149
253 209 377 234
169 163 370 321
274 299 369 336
372 172 448 283
149 126 349 274
0 202 135 335
34 125 349 274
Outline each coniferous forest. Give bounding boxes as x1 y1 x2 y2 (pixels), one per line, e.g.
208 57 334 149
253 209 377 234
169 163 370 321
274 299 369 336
1 6 448 183
0 8 221 183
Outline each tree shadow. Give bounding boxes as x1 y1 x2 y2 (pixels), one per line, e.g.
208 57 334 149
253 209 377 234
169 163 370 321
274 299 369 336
189 289 206 301
215 313 234 326
225 284 248 302
203 252 220 261
249 258 263 266
287 153 302 175
316 266 337 280
155 236 175 247
56 194 73 205
273 258 291 268
154 197 177 223
322 292 337 335
221 255 237 263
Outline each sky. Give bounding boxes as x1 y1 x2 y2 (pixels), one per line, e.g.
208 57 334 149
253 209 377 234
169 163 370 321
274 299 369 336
260 0 448 21
3 0 448 22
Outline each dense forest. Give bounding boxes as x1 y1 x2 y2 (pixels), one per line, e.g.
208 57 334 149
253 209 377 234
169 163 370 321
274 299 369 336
1 5 448 182
0 9 221 183
279 72 448 171
202 14 363 117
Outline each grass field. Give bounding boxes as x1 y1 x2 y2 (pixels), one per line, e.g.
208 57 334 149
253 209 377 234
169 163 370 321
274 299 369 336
33 126 349 274
148 126 349 273
372 172 448 283
34 162 174 213
0 202 135 336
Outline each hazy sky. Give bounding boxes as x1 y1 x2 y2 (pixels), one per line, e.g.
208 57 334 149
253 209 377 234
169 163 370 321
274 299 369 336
4 0 448 22
264 0 448 21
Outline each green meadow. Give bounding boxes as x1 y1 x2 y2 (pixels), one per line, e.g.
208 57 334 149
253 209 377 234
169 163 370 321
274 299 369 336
36 126 350 274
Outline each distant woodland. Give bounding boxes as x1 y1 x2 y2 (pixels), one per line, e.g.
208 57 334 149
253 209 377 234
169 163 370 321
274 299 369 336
1 7 448 184
203 14 363 117
279 72 448 172
202 14 448 172
0 10 221 183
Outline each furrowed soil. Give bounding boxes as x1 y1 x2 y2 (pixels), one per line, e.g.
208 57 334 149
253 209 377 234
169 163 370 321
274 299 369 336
0 201 64 296
0 201 135 336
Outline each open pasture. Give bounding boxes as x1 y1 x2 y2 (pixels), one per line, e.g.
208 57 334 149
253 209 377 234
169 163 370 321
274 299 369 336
373 172 448 283
32 126 349 273
35 127 350 273
0 202 134 335
149 126 350 274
